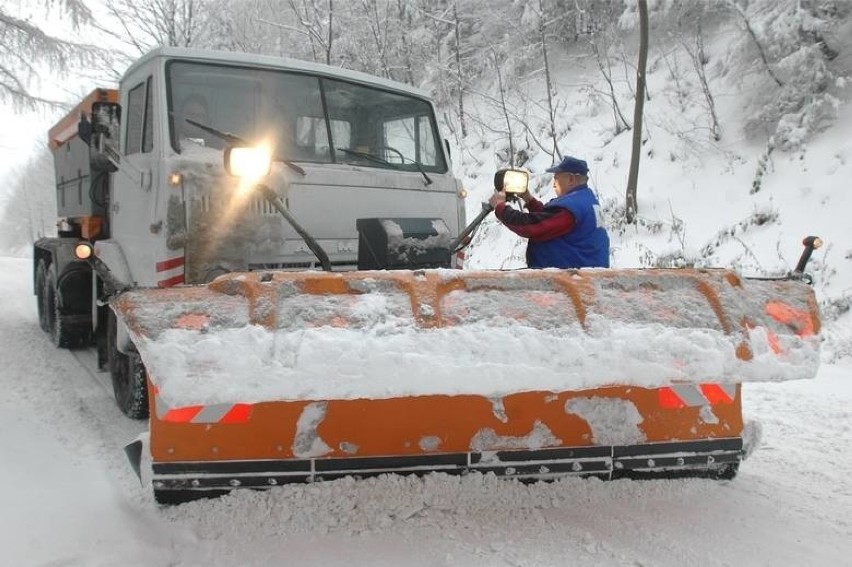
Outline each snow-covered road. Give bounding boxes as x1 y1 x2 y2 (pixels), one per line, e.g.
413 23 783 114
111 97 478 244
1 257 850 566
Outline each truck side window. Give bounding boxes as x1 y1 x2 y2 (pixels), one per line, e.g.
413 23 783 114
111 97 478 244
125 77 153 155
142 79 154 153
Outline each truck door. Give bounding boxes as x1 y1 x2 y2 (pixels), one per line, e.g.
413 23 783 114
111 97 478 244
111 74 162 286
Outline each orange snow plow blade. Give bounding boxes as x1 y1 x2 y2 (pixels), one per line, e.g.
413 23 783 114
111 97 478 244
112 268 820 503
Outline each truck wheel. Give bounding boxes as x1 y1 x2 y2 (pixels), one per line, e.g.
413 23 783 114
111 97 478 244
35 260 50 333
107 310 149 419
45 265 86 348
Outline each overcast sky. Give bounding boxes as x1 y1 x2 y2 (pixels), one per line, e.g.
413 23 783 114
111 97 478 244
0 1 110 195
0 113 51 183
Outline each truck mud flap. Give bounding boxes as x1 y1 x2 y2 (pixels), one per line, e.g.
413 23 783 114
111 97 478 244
150 437 743 504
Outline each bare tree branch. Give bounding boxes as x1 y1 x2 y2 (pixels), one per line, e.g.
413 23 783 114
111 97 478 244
0 5 98 109
725 0 784 87
588 32 631 135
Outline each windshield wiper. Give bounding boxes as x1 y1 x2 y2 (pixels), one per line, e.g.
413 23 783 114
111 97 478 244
336 147 393 167
336 147 432 186
183 117 305 176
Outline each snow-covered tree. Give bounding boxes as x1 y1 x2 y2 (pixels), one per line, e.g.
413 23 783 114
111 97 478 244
100 0 220 55
727 0 849 149
0 147 56 255
0 0 96 108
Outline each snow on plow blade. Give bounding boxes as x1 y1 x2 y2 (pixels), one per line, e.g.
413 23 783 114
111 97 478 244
112 268 820 503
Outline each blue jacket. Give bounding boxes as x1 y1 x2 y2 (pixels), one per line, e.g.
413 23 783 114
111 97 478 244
527 185 610 268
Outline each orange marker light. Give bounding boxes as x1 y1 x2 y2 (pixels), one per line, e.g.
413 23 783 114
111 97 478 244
74 242 94 260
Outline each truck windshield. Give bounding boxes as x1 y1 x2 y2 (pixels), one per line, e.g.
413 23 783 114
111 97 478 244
167 61 447 173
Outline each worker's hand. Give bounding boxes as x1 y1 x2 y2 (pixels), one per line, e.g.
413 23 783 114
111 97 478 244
488 191 506 209
518 190 533 204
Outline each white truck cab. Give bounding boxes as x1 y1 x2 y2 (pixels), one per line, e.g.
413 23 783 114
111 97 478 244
107 47 464 286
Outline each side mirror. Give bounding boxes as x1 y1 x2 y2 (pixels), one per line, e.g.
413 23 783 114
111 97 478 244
493 168 529 194
91 101 121 142
90 101 122 170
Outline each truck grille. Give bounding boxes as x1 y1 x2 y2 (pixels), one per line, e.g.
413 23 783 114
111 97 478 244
198 195 278 217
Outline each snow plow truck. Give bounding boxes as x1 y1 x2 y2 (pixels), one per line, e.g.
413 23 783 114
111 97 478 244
34 47 823 504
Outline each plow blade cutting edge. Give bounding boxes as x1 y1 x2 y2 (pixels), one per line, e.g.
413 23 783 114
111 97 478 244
112 268 820 503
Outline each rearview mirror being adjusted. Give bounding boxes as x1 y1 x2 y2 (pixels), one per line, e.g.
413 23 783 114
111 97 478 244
494 168 529 194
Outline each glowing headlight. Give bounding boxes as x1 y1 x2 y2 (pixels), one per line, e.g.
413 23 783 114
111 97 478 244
224 145 272 180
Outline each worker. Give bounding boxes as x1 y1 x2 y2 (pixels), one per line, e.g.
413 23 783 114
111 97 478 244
178 94 217 149
488 156 610 269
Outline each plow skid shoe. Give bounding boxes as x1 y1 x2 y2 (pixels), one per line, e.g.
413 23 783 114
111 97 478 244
110 268 820 503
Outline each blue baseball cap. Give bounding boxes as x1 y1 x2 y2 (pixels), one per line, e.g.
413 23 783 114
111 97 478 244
546 156 589 175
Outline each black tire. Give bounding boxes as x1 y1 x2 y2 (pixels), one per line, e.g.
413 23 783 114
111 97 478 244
35 259 50 333
107 309 149 419
45 265 86 348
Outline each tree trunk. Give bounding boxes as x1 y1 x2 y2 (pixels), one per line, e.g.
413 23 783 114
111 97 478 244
453 2 467 138
691 22 721 141
326 0 334 65
396 0 415 85
537 0 561 160
590 36 630 135
492 47 514 165
625 0 648 224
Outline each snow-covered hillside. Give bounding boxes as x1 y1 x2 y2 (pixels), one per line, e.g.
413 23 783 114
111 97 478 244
459 17 852 360
1 255 851 565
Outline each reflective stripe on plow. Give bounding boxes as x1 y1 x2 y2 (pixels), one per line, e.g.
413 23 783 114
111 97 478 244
162 406 203 422
660 384 737 408
191 404 239 424
700 384 736 405
191 403 253 424
155 394 252 423
669 384 710 407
